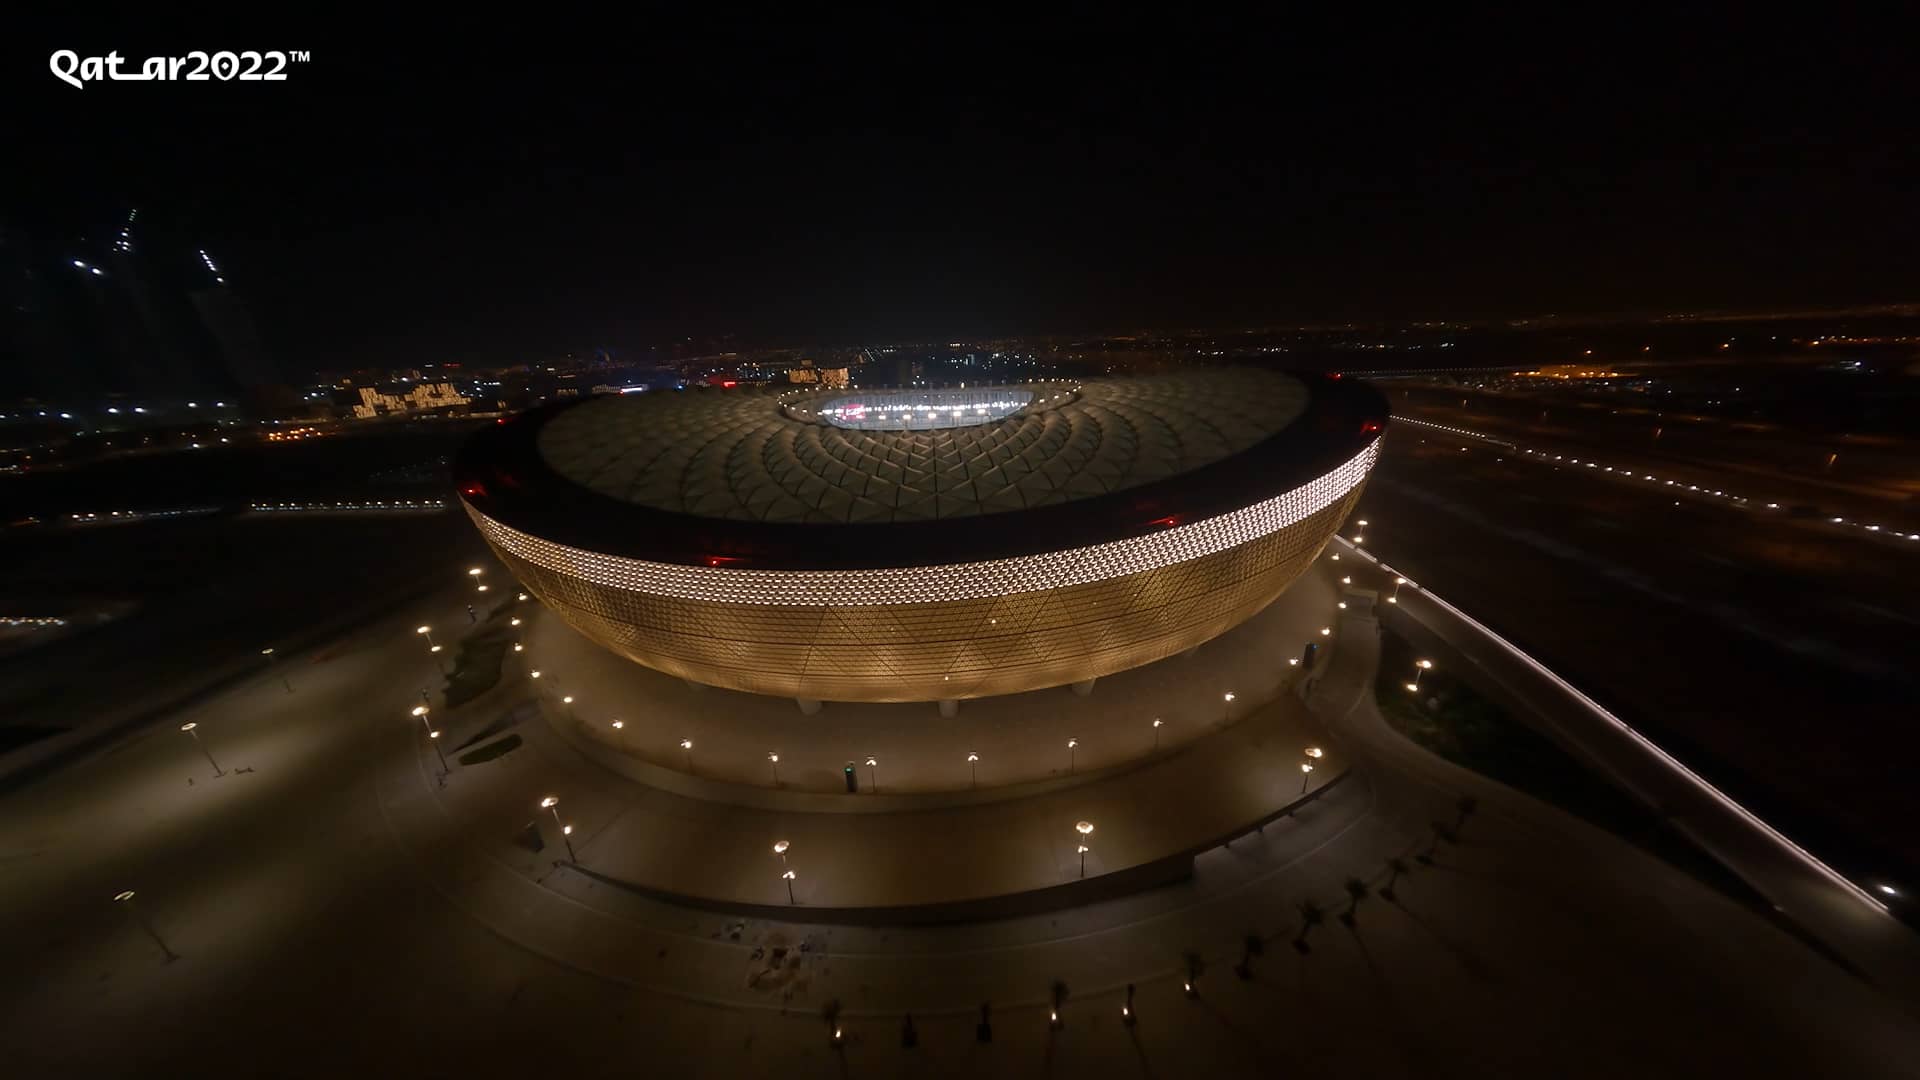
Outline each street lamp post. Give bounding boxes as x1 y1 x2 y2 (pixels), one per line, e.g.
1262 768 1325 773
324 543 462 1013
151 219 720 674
967 752 979 788
768 752 781 786
1222 691 1235 723
261 647 292 693
1067 738 1078 774
1152 717 1163 751
540 796 576 861
1410 659 1434 691
1390 576 1407 603
417 625 447 674
413 706 449 772
783 868 797 904
1075 821 1094 877
179 722 223 777
680 738 694 772
1300 761 1315 793
865 756 878 793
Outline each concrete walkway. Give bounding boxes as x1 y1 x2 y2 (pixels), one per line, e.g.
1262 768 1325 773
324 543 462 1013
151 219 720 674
412 639 1349 917
1334 538 1920 1007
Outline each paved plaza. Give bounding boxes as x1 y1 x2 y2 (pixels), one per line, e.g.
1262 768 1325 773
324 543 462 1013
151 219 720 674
1 562 1916 1076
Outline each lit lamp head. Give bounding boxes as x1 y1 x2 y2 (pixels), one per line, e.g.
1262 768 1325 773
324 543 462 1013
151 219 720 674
1152 718 1163 728
1075 821 1094 837
1305 746 1324 758
179 722 197 732
773 840 790 856
467 568 483 577
1321 627 1332 636
1300 762 1314 775
530 670 541 679
115 890 136 903
539 796 558 809
561 695 573 704
1417 659 1434 670
865 756 877 767
680 738 693 750
768 752 779 763
610 719 623 730
411 705 429 716
261 647 274 656
415 626 430 635
1224 692 1235 702
966 752 979 763
1067 738 1078 749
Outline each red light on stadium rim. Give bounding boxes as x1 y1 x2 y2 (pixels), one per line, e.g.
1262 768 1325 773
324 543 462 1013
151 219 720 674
1360 421 1383 434
461 483 487 497
1148 514 1181 528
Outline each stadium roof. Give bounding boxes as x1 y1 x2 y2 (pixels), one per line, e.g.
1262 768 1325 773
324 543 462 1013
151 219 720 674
456 368 1387 571
536 370 1309 524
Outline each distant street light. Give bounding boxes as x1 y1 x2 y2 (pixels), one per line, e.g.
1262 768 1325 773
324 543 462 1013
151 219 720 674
1152 717 1163 751
1305 746 1323 759
179 722 223 777
1390 576 1407 603
1067 738 1078 774
783 868 797 904
540 796 576 861
773 839 790 866
865 756 879 792
680 738 694 771
1300 761 1315 793
1075 821 1095 877
517 592 528 601
1412 659 1433 690
1320 626 1332 637
114 890 178 962
261 647 293 693
468 567 483 577
967 752 979 788
768 752 781 785
411 707 448 771
1222 691 1236 723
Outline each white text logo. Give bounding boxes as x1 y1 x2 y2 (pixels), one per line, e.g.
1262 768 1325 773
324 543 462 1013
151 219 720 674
50 50 311 89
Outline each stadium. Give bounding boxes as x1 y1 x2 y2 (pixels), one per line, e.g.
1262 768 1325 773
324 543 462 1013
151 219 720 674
455 368 1387 705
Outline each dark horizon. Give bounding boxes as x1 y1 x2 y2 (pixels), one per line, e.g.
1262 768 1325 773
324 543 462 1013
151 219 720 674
8 18 1918 375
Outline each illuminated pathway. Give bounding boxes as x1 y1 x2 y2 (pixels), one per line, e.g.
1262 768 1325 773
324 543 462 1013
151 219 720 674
1332 534 1920 1002
2 571 1916 1075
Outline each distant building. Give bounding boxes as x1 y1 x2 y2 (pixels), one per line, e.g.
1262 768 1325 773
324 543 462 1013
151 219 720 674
787 365 850 388
351 382 471 419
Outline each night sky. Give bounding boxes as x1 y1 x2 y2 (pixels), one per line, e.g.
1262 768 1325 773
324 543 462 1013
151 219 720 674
8 16 1917 372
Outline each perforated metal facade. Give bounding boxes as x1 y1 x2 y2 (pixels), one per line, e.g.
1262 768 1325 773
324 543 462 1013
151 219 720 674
466 441 1376 701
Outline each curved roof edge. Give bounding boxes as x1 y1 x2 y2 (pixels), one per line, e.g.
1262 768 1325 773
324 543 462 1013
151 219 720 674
454 370 1388 572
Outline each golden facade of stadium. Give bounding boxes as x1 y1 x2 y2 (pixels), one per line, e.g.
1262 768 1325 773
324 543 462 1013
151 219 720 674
456 369 1386 702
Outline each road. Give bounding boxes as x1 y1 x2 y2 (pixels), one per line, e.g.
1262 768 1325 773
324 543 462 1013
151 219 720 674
1352 418 1920 885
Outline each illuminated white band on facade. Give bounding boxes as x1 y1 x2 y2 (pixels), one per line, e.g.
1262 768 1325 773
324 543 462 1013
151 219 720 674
470 441 1377 607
